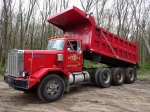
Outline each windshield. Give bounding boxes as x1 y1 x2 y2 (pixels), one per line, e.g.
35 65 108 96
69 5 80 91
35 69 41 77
47 39 65 50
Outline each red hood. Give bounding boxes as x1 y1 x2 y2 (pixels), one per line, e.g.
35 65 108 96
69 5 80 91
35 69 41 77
24 50 63 76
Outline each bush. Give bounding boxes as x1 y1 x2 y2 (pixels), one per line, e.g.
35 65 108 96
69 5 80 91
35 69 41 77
83 60 107 68
0 62 7 76
137 63 150 78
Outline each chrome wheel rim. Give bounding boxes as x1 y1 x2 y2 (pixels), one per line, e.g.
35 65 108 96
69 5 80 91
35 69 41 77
117 72 123 83
128 71 134 81
103 71 111 83
47 81 59 96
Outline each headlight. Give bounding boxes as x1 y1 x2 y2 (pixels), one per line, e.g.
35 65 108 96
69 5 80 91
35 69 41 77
22 71 28 78
22 72 26 77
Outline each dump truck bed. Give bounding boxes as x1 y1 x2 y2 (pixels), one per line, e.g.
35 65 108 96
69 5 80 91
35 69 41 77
85 26 138 66
47 6 138 66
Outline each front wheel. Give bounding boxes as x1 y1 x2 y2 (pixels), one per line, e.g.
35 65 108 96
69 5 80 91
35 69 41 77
37 74 65 102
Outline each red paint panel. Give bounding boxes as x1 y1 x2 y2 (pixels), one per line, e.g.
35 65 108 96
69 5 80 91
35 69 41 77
31 68 69 82
47 6 95 31
92 27 138 64
24 50 65 76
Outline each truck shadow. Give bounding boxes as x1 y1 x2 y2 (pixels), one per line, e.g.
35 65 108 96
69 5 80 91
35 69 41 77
7 91 43 105
64 82 98 95
7 83 98 105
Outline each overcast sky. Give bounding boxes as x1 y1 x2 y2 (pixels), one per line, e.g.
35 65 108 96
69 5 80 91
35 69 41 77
0 0 113 14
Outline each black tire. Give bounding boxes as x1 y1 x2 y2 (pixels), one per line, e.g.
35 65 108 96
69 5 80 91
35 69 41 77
112 68 125 86
93 68 102 86
125 68 135 84
37 74 65 102
110 67 115 85
96 68 112 88
110 67 115 73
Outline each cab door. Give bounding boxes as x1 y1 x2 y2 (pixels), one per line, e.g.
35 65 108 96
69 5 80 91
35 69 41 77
65 40 82 72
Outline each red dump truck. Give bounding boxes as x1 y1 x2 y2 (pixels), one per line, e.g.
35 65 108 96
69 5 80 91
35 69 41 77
4 6 138 102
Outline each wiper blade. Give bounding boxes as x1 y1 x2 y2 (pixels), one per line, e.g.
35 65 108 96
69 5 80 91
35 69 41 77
51 48 57 50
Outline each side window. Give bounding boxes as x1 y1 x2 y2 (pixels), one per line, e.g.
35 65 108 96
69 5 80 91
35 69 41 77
67 40 77 51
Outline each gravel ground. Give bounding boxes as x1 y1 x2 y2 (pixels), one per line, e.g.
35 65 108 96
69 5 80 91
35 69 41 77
0 78 150 112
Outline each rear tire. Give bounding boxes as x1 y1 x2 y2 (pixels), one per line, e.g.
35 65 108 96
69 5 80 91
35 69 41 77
112 68 125 86
97 68 112 88
125 68 135 84
93 68 102 86
37 74 65 102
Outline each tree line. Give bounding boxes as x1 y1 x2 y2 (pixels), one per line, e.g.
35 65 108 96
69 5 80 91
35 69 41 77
0 0 150 67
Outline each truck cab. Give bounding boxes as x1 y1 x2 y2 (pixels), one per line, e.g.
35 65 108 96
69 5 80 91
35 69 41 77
47 37 83 72
4 36 91 102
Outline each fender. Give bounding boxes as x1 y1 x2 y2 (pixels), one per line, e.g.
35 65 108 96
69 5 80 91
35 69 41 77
31 68 69 82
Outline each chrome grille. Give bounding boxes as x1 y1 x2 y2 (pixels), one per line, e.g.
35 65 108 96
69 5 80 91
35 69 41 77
8 49 24 77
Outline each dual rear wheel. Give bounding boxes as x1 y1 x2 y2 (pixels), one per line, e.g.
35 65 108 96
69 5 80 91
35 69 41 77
112 68 125 86
125 68 135 84
93 67 136 87
94 68 112 88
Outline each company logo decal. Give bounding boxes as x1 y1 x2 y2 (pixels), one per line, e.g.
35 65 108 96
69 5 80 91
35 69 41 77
68 54 80 61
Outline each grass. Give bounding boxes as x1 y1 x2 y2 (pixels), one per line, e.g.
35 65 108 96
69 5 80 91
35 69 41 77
0 62 7 79
137 63 150 78
0 75 3 80
84 60 107 68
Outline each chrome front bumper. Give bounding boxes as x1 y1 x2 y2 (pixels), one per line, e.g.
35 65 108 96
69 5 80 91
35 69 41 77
4 74 28 90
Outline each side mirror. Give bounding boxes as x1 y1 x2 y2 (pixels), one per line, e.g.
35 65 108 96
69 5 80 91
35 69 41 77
77 47 82 54
57 54 63 61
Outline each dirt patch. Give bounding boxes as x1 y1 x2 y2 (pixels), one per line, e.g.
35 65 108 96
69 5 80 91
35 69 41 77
0 79 150 112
